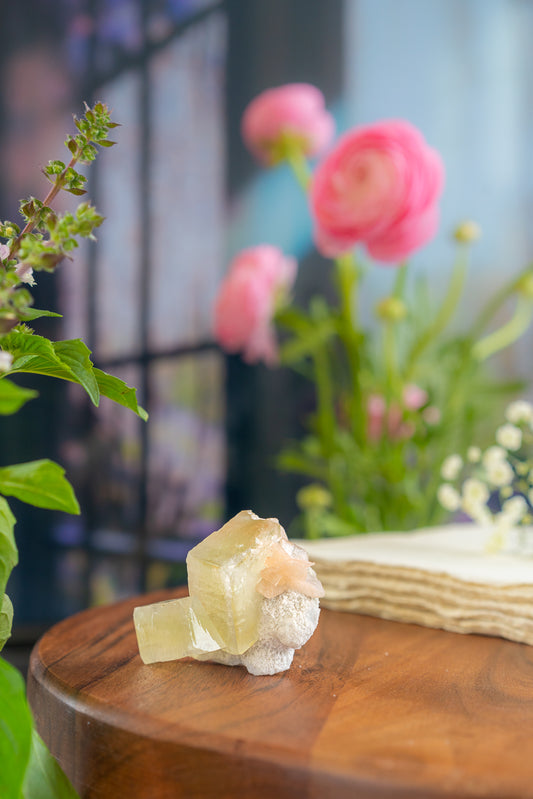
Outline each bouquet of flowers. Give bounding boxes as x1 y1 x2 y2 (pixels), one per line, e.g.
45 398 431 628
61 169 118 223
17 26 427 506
214 83 533 539
438 399 533 553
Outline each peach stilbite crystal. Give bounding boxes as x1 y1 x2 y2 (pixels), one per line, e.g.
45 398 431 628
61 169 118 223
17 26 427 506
133 510 324 675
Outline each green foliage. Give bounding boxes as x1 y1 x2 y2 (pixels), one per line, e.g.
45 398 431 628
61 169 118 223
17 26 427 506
0 657 33 798
0 460 80 515
0 594 13 651
0 496 17 596
275 241 533 535
0 101 144 799
22 729 78 799
0 380 38 415
94 369 148 421
0 331 146 418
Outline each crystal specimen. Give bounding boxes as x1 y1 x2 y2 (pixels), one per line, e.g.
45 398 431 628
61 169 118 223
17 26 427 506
133 510 324 675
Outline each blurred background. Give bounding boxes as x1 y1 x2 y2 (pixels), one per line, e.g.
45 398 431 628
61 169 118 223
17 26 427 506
2 0 533 668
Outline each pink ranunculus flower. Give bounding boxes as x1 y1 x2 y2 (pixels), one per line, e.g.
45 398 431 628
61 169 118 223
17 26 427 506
310 120 444 263
241 84 335 166
214 245 297 365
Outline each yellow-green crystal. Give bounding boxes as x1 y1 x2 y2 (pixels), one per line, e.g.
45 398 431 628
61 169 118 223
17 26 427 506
186 511 286 654
134 511 288 662
134 596 219 664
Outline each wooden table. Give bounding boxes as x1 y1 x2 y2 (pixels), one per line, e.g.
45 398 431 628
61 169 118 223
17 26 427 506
28 587 533 798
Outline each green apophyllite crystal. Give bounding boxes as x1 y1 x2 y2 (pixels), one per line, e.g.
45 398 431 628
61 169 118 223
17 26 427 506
186 510 287 654
134 511 287 662
134 596 219 664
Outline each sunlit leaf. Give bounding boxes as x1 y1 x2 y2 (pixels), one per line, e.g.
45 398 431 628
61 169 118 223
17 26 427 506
0 593 13 651
0 496 17 596
0 657 33 799
0 460 80 515
22 729 79 799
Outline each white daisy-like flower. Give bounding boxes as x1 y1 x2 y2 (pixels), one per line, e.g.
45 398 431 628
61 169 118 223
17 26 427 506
467 446 481 463
437 484 461 512
500 495 528 525
441 454 463 481
482 445 507 466
462 478 490 505
461 496 492 525
495 423 522 451
0 351 13 372
485 459 514 487
505 400 533 425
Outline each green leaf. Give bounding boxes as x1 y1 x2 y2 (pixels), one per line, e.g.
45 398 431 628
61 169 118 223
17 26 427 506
94 369 148 420
279 318 336 365
22 729 79 799
0 309 62 322
0 593 13 651
0 496 17 596
53 340 100 406
0 460 80 515
0 379 38 415
1 332 73 380
0 656 33 799
1 332 99 406
0 331 146 418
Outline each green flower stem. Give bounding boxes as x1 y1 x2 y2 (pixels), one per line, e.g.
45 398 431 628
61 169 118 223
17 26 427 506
469 264 533 339
8 157 78 263
472 296 533 361
393 262 408 298
285 149 312 191
383 321 397 401
383 263 408 400
335 252 364 440
313 345 336 456
405 244 469 379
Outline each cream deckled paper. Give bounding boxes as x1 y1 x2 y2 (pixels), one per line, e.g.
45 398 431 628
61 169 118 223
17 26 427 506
296 524 533 645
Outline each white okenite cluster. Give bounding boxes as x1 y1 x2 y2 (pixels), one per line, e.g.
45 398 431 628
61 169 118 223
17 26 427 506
197 589 320 675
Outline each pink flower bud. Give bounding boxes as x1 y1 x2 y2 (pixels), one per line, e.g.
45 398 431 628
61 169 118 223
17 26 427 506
214 245 297 365
403 383 428 411
241 84 335 165
310 119 444 263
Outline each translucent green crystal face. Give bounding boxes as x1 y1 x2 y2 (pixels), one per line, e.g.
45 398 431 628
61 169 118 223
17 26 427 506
134 596 219 664
187 511 287 654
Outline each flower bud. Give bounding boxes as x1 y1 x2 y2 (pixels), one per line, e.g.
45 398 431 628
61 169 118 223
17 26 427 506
516 272 533 299
0 351 13 372
297 483 333 511
454 220 481 244
375 296 407 322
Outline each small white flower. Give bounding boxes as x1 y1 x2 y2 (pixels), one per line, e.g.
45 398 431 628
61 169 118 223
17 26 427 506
437 484 461 512
496 423 522 451
15 262 35 286
500 495 528 524
462 478 490 505
505 400 533 425
467 446 481 463
486 459 514 487
482 445 507 466
461 496 492 524
441 454 463 481
0 351 13 372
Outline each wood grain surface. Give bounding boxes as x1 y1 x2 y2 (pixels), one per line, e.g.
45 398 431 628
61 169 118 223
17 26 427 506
28 587 533 798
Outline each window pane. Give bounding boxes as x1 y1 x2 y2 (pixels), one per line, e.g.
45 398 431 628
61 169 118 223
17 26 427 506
96 73 142 358
148 14 226 349
147 352 225 544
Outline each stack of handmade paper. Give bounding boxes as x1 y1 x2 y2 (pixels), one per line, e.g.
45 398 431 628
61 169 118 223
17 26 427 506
298 524 533 645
